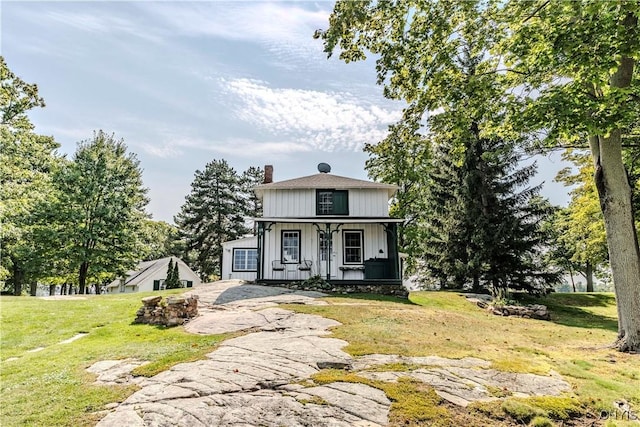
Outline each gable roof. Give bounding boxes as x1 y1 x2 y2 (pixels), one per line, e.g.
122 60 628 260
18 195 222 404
107 257 199 288
254 173 398 198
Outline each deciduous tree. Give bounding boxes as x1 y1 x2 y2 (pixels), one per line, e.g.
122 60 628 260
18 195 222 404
140 220 185 261
553 150 609 291
51 131 149 294
0 56 60 295
365 110 431 272
319 0 640 351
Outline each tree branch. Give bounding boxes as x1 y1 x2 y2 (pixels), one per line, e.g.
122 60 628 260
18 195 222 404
523 1 550 23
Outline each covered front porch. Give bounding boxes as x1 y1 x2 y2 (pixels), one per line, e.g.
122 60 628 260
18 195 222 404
254 217 404 285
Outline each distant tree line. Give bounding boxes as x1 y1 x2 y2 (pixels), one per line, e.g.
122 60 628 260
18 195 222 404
1 57 261 295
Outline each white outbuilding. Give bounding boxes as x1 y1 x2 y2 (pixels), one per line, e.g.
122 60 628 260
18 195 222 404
105 257 201 294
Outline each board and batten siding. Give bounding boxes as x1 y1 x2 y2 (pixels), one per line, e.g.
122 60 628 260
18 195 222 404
262 188 391 218
262 223 389 280
221 236 258 281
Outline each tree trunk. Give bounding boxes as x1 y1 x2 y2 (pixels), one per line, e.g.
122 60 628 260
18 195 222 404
49 285 56 296
472 274 481 293
78 261 89 295
568 266 576 292
585 261 594 293
11 261 24 296
587 12 640 351
29 282 37 296
591 129 640 352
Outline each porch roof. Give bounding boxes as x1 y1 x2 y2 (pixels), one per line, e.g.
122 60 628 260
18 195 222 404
255 217 404 224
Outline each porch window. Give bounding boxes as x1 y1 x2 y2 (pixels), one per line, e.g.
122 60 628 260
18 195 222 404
233 248 258 271
316 190 348 215
282 230 300 263
343 230 363 264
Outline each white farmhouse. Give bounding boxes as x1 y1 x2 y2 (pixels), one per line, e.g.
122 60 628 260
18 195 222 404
105 257 201 293
222 164 404 293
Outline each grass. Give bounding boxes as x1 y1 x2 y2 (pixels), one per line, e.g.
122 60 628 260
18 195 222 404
0 289 229 427
2 288 639 426
285 291 640 425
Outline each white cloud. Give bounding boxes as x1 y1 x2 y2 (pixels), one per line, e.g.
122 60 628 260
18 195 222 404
220 78 402 151
147 2 328 43
210 138 313 158
144 2 331 69
141 143 184 158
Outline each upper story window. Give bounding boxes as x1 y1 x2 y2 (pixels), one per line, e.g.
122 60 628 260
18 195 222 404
316 190 349 215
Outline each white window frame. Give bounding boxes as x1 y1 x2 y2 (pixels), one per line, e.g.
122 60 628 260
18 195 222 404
232 248 258 271
343 230 364 264
282 230 301 263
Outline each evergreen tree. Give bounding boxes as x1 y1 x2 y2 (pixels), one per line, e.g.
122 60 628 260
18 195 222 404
420 139 468 288
239 166 264 234
165 258 175 288
420 128 558 296
172 262 180 288
175 159 248 280
463 134 558 298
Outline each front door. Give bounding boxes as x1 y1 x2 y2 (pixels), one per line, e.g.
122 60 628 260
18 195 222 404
318 231 337 279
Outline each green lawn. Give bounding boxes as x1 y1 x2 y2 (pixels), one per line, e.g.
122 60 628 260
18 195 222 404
0 290 229 427
1 289 638 426
287 291 640 426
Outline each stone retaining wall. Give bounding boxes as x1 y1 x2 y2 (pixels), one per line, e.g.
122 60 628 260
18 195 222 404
258 281 409 298
134 295 198 326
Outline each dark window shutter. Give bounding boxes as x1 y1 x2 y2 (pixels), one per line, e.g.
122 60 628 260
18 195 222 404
153 280 160 291
333 191 349 215
186 281 193 288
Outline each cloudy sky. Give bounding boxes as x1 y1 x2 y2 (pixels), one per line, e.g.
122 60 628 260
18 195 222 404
2 1 569 223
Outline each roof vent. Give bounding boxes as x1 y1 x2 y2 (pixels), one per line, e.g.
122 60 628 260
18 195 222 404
317 163 331 173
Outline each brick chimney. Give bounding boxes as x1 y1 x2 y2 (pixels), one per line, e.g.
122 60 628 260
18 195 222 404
263 165 273 184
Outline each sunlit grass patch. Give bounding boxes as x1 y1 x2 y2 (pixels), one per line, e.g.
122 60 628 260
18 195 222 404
310 369 451 425
285 290 640 424
0 290 228 427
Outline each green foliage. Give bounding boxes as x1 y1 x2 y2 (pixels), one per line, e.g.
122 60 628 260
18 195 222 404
320 0 640 350
139 220 185 261
327 4 557 295
162 259 181 289
529 416 554 427
173 262 179 286
501 399 547 423
555 151 608 265
0 56 61 294
365 113 431 272
239 166 264 233
299 274 332 290
548 149 610 291
175 161 261 279
46 131 149 293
